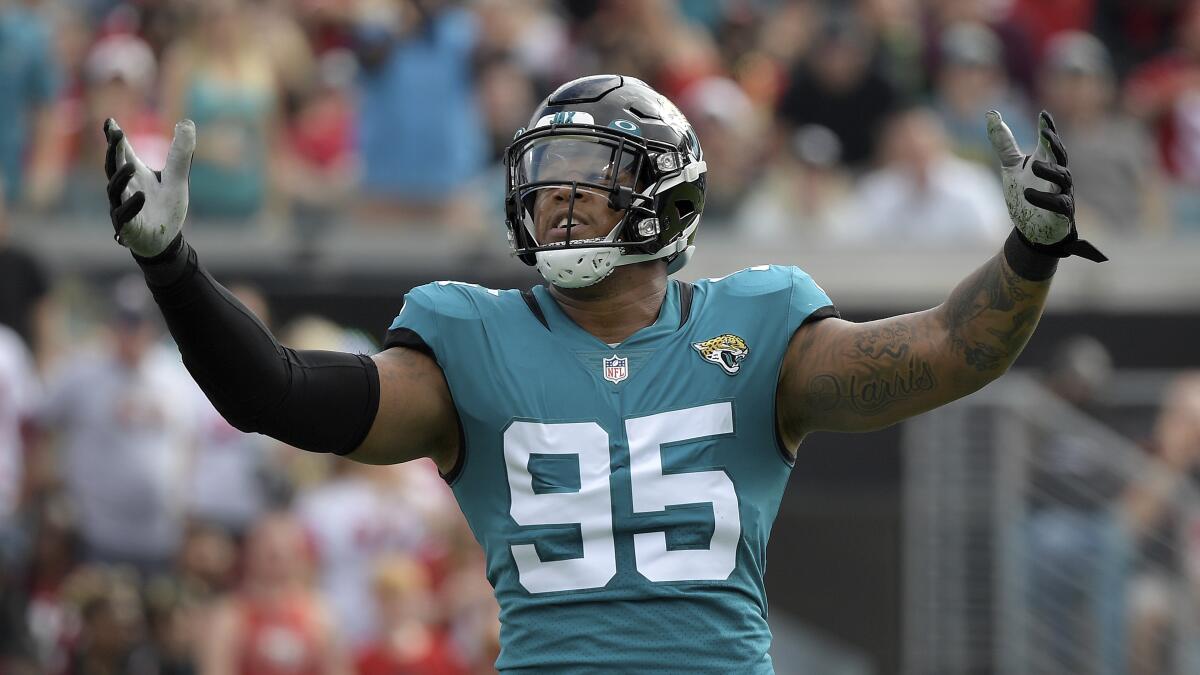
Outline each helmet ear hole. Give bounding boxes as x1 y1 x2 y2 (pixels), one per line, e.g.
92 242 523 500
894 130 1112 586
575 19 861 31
675 200 696 219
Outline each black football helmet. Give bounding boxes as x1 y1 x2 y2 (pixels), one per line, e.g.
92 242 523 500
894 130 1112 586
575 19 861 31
503 74 707 287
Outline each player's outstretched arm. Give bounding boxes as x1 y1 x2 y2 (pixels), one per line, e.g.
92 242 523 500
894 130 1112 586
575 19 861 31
352 347 459 469
103 119 459 469
776 111 1106 450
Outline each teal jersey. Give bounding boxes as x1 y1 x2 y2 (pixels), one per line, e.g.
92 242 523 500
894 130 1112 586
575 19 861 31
385 265 836 674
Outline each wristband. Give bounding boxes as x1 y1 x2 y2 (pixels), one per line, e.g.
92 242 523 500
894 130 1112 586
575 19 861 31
133 233 193 289
1004 228 1059 282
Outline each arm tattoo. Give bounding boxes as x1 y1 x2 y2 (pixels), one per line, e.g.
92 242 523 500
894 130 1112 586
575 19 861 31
942 254 1047 374
787 255 1049 433
802 321 939 418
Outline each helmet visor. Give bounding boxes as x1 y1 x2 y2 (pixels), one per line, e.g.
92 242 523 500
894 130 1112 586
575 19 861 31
507 132 654 252
517 135 641 193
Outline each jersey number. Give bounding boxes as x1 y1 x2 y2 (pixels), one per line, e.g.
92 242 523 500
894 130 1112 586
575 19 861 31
504 402 740 594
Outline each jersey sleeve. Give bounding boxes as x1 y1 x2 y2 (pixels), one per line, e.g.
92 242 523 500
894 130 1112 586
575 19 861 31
382 284 444 362
785 266 839 335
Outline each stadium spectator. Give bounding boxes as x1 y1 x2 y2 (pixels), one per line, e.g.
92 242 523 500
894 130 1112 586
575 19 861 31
1125 0 1200 231
20 495 81 674
60 32 167 218
351 0 487 229
174 522 238 599
472 0 568 94
1006 0 1096 59
931 21 1035 166
297 461 454 647
677 76 764 223
353 555 467 675
859 0 927 98
0 185 52 362
1024 335 1127 675
734 1 817 110
0 470 38 675
1093 0 1183 76
834 106 1009 245
37 279 196 575
475 53 538 162
1039 32 1168 237
0 562 38 674
62 566 158 675
0 2 63 209
0 323 37 574
277 52 359 243
248 0 318 107
198 512 347 675
140 576 202 675
433 519 499 674
735 124 852 241
574 0 720 100
776 11 899 169
922 0 1038 95
1122 373 1200 675
44 4 98 215
160 0 279 221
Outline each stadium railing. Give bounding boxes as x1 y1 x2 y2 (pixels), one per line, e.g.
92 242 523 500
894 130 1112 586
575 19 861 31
903 371 1197 675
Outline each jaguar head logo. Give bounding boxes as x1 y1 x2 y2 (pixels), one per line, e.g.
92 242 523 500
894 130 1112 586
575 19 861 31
692 334 750 376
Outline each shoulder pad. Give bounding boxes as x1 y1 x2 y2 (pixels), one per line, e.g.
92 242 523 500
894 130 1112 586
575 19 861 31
698 265 801 297
400 280 506 321
697 265 835 333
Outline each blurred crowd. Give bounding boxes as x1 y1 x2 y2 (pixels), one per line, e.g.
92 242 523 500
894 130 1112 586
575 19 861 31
6 0 1200 672
2 0 1200 243
1024 338 1200 675
0 268 499 673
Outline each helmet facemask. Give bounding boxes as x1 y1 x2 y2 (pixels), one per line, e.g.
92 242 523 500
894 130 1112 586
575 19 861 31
504 126 657 285
504 75 708 287
505 125 677 288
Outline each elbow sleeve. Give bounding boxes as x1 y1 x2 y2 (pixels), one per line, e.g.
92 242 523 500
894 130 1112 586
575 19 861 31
227 348 380 455
136 236 380 455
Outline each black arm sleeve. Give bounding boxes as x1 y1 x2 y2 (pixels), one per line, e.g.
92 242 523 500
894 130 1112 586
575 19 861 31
135 236 380 455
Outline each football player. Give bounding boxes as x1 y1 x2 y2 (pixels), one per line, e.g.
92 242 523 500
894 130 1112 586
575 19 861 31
102 75 1104 672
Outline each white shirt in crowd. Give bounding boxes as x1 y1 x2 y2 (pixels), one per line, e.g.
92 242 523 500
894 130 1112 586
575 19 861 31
185 378 270 532
39 343 197 562
0 325 39 524
836 156 1010 246
297 463 453 646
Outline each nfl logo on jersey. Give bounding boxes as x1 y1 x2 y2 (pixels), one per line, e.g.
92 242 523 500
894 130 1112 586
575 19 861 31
602 355 628 384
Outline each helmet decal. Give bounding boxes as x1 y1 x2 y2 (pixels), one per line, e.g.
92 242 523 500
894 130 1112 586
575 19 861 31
608 119 642 136
535 111 596 128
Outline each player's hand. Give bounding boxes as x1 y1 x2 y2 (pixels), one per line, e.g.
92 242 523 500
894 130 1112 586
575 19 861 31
103 118 195 258
987 110 1106 262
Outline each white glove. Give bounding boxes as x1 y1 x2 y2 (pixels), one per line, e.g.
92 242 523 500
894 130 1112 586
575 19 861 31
103 118 196 258
986 110 1105 261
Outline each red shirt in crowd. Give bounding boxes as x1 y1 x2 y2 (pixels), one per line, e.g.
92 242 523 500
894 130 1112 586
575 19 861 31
354 630 468 675
236 596 327 675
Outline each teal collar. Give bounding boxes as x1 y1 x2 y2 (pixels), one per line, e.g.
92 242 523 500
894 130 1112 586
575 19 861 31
531 280 682 350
